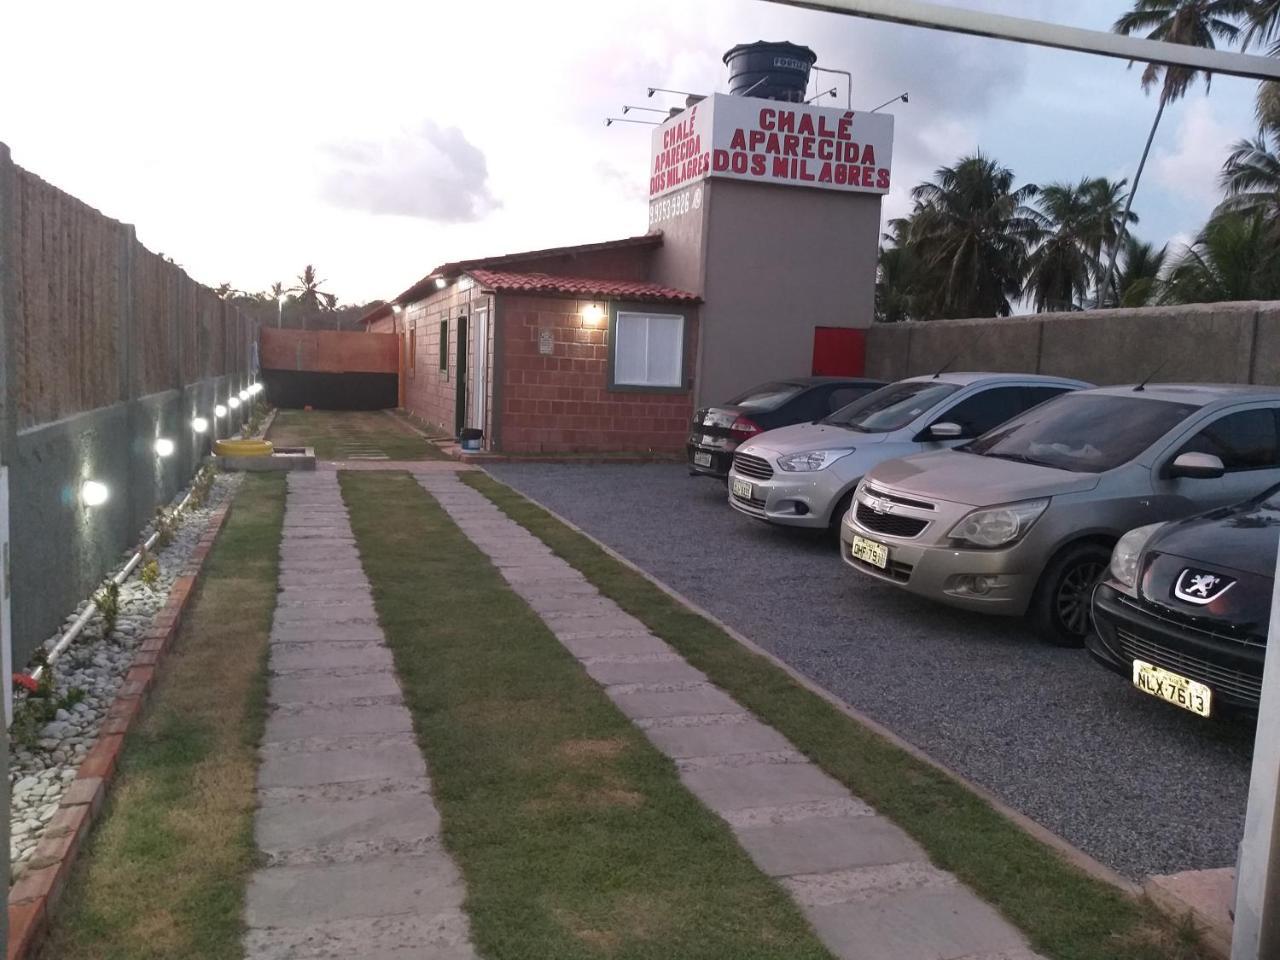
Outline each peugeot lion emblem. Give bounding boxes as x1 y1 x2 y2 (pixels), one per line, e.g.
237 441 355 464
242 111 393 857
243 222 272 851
1173 568 1235 605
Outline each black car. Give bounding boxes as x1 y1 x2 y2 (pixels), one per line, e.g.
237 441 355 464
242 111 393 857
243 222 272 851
1089 483 1280 718
687 377 884 480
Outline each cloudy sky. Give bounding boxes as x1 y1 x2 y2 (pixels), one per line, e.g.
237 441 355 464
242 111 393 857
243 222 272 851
0 0 1264 305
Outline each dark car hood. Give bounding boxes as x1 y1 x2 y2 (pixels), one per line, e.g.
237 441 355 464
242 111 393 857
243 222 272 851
866 450 1099 507
1151 500 1280 578
1139 498 1280 640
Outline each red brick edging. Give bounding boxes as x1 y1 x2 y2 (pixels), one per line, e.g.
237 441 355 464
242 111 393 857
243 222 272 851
6 498 235 960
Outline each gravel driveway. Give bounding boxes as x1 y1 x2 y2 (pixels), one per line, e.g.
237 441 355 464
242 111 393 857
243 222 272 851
486 462 1255 881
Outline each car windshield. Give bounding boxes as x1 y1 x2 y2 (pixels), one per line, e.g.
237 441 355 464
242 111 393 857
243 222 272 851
964 393 1200 473
821 381 961 433
728 381 806 410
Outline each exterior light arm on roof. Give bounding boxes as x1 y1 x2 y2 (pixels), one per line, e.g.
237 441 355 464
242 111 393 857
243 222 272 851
870 92 909 112
810 65 852 108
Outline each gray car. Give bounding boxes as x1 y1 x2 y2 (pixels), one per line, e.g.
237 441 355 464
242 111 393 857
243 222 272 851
727 373 1089 529
841 384 1280 645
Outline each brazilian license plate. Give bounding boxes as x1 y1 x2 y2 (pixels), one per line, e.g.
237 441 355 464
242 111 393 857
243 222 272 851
731 477 754 500
694 451 712 468
1132 660 1212 718
850 535 889 569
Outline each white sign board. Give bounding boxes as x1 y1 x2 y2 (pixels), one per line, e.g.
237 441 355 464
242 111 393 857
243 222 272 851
649 93 895 200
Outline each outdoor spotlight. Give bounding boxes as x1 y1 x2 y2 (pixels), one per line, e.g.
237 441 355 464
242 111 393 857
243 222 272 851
238 389 250 401
154 437 175 457
228 396 241 409
80 480 109 507
192 416 209 433
582 303 605 325
434 277 447 289
215 404 228 418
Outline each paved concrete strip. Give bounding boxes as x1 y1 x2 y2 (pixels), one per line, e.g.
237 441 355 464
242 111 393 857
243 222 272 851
246 472 478 960
420 474 1045 960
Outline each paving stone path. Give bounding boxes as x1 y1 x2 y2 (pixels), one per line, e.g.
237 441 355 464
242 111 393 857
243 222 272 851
245 472 478 960
420 474 1046 960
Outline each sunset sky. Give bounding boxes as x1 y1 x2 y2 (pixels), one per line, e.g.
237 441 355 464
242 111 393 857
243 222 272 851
0 0 1264 305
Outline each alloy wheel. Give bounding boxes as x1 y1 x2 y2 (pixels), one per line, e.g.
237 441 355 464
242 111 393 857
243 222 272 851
1055 560 1106 638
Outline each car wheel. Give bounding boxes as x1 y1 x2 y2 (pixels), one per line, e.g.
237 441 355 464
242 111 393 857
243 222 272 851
828 490 855 534
1030 542 1111 647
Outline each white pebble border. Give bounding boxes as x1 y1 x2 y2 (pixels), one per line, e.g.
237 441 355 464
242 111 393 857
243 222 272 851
7 472 243 881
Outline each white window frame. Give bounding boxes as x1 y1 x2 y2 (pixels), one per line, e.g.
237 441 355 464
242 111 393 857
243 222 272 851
612 310 686 390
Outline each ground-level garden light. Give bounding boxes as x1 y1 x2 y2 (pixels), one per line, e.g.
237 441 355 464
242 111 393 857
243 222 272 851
154 437 175 457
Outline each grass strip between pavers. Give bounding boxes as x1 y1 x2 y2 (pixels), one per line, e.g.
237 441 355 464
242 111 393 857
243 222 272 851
461 471 1211 960
340 470 835 960
269 409 448 461
40 473 286 960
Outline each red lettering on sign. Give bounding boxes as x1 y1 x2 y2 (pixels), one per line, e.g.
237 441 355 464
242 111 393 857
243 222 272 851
749 129 765 151
777 111 795 133
729 128 746 150
797 114 814 137
799 160 815 181
838 112 854 140
759 108 775 130
713 149 730 172
801 136 815 159
783 134 799 156
772 156 789 178
862 144 876 166
751 154 766 176
876 168 890 189
818 162 832 183
860 166 874 187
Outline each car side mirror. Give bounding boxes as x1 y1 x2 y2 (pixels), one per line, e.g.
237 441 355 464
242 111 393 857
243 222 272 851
927 421 964 440
1166 452 1225 480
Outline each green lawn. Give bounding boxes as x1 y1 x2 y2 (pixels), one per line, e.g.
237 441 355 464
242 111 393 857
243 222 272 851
461 471 1210 960
340 470 835 960
269 409 447 460
42 474 286 960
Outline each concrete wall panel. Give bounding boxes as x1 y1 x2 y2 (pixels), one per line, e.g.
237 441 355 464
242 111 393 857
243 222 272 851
904 317 1043 379
866 301 1275 389
864 324 911 382
1250 303 1280 386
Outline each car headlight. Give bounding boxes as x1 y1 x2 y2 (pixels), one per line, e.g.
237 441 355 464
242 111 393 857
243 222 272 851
948 499 1049 548
1109 522 1164 594
776 449 853 472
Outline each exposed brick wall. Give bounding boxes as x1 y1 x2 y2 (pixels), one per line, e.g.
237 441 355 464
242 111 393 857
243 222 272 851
399 282 495 439
498 294 697 454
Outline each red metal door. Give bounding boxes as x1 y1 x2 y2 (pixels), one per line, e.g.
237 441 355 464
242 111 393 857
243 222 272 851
812 326 866 376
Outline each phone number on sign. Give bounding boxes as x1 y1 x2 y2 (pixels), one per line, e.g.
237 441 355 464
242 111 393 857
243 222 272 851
648 187 701 226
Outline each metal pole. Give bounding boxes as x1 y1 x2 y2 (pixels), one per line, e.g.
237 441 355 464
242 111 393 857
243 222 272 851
760 0 1280 82
1096 95 1165 308
1233 551 1280 959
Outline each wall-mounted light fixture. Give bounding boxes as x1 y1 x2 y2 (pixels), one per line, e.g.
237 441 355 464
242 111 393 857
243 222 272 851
192 416 209 433
582 303 605 326
214 404 228 418
154 437 175 457
238 389 250 401
228 396 241 409
434 277 448 290
80 480 109 507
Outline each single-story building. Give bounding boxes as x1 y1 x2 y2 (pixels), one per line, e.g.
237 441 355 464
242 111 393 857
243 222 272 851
360 235 701 454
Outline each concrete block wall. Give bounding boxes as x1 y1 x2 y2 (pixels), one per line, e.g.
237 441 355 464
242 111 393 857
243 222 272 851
0 143 255 666
498 295 697 454
866 301 1280 386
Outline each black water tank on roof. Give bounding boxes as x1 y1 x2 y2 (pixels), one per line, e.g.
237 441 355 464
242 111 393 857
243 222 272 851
722 41 817 102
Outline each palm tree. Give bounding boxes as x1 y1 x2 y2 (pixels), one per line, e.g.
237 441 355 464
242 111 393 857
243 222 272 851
1082 178 1139 299
1025 180 1096 311
1244 0 1280 125
906 154 1042 319
1102 0 1251 305
295 265 329 310
875 218 928 322
1160 212 1280 302
1216 124 1280 229
1112 236 1168 305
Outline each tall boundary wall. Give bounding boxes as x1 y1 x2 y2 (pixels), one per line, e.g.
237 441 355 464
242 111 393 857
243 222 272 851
866 302 1280 387
0 143 255 666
